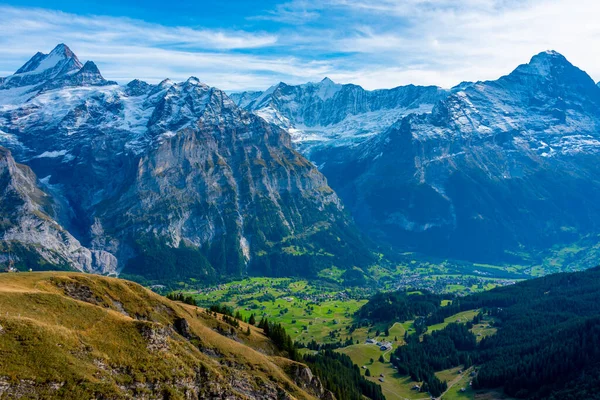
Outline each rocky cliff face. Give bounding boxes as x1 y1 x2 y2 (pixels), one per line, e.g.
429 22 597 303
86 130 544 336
231 78 447 156
314 51 600 263
0 45 371 279
0 147 116 273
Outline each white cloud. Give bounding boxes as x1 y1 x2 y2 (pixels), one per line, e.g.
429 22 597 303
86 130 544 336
323 0 600 87
0 6 286 91
1 1 600 91
0 6 277 50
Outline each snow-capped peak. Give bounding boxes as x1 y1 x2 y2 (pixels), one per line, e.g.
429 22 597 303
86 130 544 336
49 43 77 58
501 49 598 92
14 43 82 77
298 77 342 101
1 44 90 91
528 49 567 68
14 52 46 75
185 76 208 88
315 77 341 101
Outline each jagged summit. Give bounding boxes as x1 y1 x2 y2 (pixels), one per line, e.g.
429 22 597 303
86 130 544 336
48 43 79 61
524 49 571 72
80 60 100 73
13 43 82 77
231 76 447 153
0 43 113 91
125 78 152 96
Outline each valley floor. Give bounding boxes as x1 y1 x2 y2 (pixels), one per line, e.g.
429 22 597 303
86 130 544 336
181 271 505 400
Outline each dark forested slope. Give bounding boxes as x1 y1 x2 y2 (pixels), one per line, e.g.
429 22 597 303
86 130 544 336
360 266 600 399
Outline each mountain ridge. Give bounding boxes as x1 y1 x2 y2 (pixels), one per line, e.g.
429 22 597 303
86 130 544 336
231 78 448 156
0 271 334 399
0 44 373 281
313 50 600 264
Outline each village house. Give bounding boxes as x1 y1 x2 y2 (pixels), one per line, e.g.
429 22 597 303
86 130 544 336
380 341 393 351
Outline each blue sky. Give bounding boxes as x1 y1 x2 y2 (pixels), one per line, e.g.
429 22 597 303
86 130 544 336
1 0 599 91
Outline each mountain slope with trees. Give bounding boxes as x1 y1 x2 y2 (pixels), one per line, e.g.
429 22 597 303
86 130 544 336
359 266 600 399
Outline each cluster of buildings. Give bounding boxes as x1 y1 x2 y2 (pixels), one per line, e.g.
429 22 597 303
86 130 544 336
395 273 515 295
365 338 393 351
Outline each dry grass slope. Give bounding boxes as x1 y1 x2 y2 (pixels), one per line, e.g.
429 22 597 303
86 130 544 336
0 272 327 400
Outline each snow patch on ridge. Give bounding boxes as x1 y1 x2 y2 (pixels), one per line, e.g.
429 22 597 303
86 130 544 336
33 150 68 159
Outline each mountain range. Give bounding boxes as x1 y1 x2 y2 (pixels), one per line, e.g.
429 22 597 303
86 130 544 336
0 44 371 281
2 44 600 280
233 50 600 267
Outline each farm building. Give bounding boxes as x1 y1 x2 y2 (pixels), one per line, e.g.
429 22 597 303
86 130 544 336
380 341 392 351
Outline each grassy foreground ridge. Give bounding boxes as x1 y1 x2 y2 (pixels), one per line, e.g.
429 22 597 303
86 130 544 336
0 272 331 399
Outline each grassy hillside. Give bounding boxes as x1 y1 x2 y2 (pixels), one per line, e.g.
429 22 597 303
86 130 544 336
0 272 330 399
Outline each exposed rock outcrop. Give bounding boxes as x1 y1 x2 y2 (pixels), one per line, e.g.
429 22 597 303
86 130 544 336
0 147 117 273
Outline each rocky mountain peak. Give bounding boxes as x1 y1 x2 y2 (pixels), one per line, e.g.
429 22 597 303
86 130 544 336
14 52 46 75
49 43 78 59
185 76 207 87
80 60 100 73
67 60 115 86
13 43 82 77
125 78 152 96
0 44 114 91
500 50 598 95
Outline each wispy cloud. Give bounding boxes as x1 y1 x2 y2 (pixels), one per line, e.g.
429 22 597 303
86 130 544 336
0 6 277 51
0 6 285 90
251 0 322 24
1 1 600 91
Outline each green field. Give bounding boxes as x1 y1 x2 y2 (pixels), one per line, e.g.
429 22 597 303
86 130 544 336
440 368 475 400
339 345 428 400
188 277 368 343
471 318 497 342
428 310 480 333
181 272 509 399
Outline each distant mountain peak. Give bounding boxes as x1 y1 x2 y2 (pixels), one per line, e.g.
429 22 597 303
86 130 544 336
528 49 569 68
14 52 46 75
541 49 562 57
1 43 90 90
184 76 208 88
62 60 115 88
49 43 77 59
13 43 82 77
80 60 100 73
499 49 598 94
302 76 342 101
